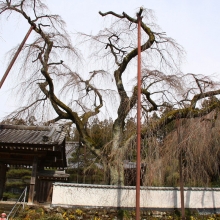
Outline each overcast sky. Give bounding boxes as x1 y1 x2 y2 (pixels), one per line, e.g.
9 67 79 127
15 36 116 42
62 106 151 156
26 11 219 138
0 0 220 120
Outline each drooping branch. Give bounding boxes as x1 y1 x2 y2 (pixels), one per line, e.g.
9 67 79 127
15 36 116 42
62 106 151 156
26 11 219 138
6 96 47 120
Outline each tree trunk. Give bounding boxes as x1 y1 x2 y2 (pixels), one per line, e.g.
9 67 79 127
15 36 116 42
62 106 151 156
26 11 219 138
109 155 124 185
109 123 125 185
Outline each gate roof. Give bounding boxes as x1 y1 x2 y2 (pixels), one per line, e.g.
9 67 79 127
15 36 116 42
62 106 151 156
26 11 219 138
0 124 67 168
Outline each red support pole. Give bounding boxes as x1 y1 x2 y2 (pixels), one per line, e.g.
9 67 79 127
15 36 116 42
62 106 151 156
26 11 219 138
0 26 34 89
136 8 143 220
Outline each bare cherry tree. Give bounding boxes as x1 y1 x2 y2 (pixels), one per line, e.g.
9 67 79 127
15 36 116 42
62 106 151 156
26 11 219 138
1 0 220 185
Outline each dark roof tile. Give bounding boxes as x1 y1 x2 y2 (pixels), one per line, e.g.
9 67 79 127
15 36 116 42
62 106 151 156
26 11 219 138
0 124 66 145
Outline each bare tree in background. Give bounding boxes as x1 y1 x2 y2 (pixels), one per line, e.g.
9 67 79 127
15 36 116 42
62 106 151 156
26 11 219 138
1 0 220 185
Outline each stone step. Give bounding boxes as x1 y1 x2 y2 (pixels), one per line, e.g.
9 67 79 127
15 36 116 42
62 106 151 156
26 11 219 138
0 202 14 215
0 201 23 216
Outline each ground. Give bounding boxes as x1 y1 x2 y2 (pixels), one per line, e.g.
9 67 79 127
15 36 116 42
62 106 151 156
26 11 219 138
3 204 220 220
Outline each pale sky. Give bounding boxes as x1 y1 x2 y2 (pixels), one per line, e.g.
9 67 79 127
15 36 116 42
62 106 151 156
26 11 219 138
0 0 220 120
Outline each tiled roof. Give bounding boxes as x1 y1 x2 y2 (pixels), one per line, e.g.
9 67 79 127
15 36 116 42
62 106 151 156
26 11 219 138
0 124 66 145
0 124 67 168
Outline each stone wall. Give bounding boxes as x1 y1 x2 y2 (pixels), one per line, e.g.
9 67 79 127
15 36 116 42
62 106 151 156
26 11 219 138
52 183 220 210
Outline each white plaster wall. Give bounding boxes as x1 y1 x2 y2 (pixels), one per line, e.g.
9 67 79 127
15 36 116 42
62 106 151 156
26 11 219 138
52 183 220 209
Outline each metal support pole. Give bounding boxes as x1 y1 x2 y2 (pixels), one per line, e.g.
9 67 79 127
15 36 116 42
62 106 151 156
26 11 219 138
136 7 143 220
0 26 34 89
23 187 27 209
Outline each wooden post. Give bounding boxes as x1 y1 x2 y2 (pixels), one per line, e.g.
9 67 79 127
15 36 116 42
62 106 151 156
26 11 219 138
176 119 186 220
0 164 7 200
28 157 38 204
46 184 53 202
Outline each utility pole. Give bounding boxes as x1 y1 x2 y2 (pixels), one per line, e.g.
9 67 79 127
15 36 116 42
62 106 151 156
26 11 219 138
136 7 143 220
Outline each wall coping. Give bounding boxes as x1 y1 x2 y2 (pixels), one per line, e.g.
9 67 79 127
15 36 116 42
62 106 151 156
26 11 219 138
53 182 220 191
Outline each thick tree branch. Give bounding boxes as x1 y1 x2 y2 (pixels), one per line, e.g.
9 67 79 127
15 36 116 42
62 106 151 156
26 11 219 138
191 89 220 109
